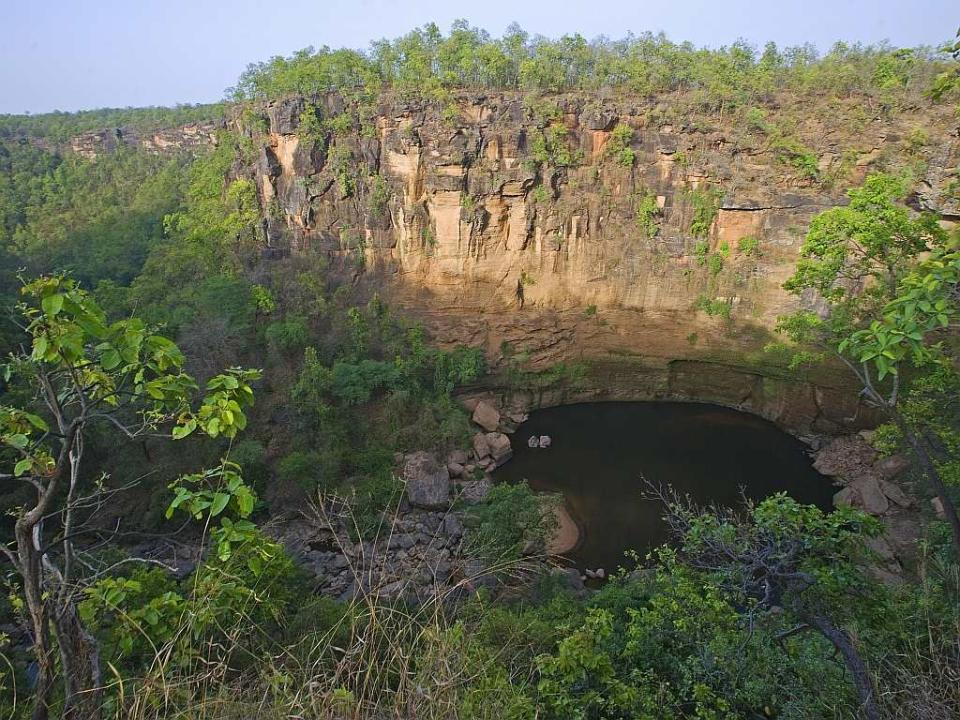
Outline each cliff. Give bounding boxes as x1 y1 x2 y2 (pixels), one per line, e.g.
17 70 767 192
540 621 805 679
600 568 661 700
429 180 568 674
233 90 958 432
65 120 223 158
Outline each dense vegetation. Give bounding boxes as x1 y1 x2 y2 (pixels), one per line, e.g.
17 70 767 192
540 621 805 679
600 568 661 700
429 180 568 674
0 22 959 720
0 104 225 144
231 21 948 110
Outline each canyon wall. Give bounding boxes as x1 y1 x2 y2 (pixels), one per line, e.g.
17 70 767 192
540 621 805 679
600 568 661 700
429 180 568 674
66 120 223 158
241 91 958 432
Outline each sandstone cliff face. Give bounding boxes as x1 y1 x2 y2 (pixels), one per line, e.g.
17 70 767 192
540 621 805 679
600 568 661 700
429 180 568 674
248 92 957 432
67 121 223 158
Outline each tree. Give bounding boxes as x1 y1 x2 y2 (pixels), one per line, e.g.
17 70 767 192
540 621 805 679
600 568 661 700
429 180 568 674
0 275 258 719
930 27 960 100
778 173 960 555
659 492 885 720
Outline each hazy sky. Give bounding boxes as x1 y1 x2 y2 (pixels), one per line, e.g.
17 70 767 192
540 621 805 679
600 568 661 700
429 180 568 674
1 0 956 114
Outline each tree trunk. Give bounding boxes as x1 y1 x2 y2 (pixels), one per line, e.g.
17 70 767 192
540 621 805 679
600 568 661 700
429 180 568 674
16 513 103 719
16 523 55 720
804 613 880 720
890 409 960 557
55 602 102 720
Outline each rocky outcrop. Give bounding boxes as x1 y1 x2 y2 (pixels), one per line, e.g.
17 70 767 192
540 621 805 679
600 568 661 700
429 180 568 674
814 434 914 517
68 121 221 159
241 90 957 434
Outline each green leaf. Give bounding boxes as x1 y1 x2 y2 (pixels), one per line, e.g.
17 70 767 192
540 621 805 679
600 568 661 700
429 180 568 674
171 423 194 440
209 492 231 517
23 413 48 432
41 294 64 316
7 434 29 450
14 459 32 477
100 348 121 371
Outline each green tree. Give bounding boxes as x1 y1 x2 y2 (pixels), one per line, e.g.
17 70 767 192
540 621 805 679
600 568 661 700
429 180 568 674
0 275 258 719
779 174 960 554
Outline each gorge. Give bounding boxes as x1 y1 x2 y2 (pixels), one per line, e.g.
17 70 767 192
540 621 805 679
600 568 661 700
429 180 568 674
2 22 959 718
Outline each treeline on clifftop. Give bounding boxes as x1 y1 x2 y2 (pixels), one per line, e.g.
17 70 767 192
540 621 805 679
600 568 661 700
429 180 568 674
229 21 951 107
0 103 225 144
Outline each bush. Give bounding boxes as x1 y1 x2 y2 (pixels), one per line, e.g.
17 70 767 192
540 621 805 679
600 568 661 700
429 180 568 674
277 450 328 492
265 315 310 357
772 136 820 180
737 235 761 256
230 439 269 494
687 186 722 238
605 123 635 167
695 294 733 318
467 482 556 566
693 240 710 265
635 192 662 238
707 252 724 276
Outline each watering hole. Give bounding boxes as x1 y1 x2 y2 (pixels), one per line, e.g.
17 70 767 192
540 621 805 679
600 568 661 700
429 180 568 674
494 402 835 571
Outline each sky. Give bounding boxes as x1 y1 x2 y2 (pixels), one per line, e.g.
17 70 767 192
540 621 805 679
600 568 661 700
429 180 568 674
1 0 956 114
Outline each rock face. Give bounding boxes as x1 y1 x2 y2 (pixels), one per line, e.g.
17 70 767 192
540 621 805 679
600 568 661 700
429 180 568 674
67 121 221 159
239 90 957 434
403 451 450 509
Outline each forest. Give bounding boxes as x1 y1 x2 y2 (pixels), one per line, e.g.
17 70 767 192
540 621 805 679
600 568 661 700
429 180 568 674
0 21 959 720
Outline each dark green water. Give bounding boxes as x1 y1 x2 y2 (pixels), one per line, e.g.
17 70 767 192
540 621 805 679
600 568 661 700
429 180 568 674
494 402 834 571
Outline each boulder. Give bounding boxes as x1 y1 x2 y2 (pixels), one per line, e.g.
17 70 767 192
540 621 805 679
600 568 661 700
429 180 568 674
527 435 540 448
403 451 450 509
879 479 912 508
388 534 417 551
473 432 491 460
447 462 465 478
472 400 501 432
538 435 552 448
459 479 492 503
875 454 911 480
833 485 858 508
813 435 877 483
447 449 469 466
851 475 889 515
932 496 946 519
485 432 513 467
443 514 464 539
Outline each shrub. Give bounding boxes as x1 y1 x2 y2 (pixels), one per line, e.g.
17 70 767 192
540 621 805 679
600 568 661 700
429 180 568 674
265 315 310 357
737 235 761 256
605 123 636 167
635 192 662 238
687 186 722 238
368 175 390 219
467 481 557 565
745 106 770 133
230 439 270 494
277 450 327 491
695 294 733 318
772 136 820 180
324 112 354 136
693 240 710 265
707 252 724 276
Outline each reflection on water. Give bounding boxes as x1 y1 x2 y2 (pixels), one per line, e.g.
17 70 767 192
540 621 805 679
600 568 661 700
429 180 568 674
494 402 834 571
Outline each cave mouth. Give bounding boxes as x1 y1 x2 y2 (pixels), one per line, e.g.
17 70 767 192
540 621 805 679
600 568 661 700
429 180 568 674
494 401 835 572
